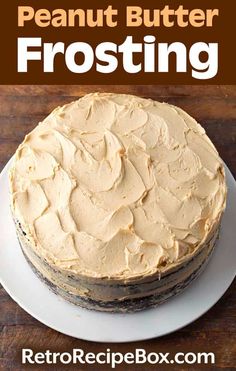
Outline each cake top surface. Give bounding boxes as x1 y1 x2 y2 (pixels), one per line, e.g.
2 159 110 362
9 93 226 279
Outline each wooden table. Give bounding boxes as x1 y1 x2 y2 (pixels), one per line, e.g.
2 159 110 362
0 85 235 370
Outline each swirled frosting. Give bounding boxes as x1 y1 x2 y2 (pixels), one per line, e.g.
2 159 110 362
9 93 226 279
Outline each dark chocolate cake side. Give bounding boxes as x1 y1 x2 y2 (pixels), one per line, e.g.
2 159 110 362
15 216 219 313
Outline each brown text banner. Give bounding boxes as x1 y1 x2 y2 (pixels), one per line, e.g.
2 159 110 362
0 0 235 84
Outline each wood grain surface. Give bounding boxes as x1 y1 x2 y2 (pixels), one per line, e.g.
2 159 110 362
0 85 235 370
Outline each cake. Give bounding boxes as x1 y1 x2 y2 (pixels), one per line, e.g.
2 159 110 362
9 93 227 312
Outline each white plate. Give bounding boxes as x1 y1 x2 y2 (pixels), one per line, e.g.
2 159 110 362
0 159 235 343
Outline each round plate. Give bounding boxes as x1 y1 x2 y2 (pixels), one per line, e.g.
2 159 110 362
0 159 235 343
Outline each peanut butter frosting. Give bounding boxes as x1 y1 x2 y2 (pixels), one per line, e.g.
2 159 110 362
9 93 227 279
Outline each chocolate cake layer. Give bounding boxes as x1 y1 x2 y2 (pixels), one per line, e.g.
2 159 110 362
16 217 219 312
